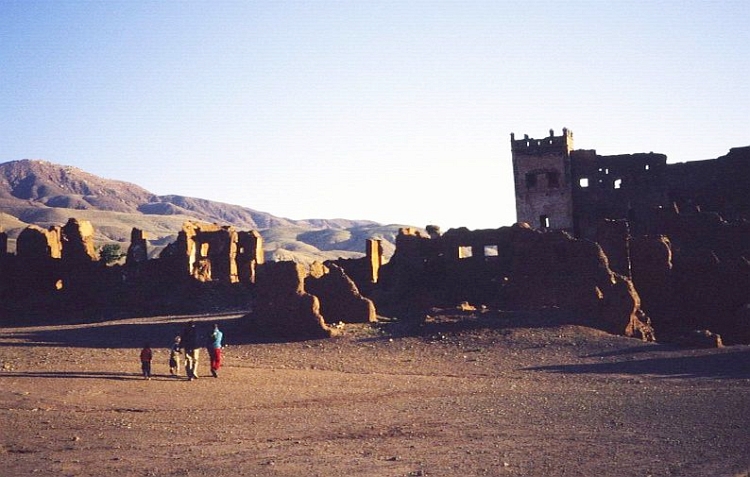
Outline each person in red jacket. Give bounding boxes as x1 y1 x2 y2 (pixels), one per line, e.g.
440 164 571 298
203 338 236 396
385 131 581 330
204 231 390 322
140 342 153 380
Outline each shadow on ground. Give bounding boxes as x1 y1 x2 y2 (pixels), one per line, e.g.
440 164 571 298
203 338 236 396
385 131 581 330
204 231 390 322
0 313 252 349
0 370 183 381
526 347 750 380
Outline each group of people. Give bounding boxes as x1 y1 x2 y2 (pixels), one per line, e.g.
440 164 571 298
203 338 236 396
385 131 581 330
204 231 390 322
139 321 224 380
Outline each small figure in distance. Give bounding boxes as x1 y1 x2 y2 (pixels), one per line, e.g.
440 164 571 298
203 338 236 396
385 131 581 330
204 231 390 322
208 323 224 378
140 342 153 380
169 335 181 377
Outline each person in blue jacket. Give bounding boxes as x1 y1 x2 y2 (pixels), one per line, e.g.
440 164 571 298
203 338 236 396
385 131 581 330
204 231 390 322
207 323 224 378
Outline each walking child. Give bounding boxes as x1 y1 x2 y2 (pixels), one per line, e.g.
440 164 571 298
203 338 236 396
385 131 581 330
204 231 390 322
140 342 153 380
169 335 181 376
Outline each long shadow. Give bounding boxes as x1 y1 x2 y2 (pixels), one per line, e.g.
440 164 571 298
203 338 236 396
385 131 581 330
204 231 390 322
526 347 750 380
0 371 187 381
0 314 252 350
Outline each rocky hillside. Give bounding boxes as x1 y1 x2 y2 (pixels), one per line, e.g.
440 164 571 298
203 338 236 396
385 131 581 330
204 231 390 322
0 159 410 262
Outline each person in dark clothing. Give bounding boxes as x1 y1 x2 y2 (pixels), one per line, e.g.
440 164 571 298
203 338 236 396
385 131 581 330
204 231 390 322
180 321 200 380
169 335 181 376
140 342 152 380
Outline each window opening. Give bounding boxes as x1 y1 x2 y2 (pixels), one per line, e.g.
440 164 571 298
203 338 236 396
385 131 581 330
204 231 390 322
458 246 473 259
579 178 589 188
484 245 498 257
525 172 537 189
614 178 622 189
547 171 560 188
540 215 550 229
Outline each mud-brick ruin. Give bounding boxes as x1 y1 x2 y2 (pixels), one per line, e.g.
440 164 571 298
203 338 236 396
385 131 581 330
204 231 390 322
0 128 748 345
510 128 750 345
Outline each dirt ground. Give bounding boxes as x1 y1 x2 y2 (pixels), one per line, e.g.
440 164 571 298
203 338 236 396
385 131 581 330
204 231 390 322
1 311 749 477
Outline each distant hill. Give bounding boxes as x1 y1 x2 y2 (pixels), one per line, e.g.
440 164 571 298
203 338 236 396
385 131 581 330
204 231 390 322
0 159 412 262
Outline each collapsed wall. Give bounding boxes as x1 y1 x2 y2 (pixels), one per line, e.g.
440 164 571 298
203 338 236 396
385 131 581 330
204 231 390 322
247 261 335 340
306 262 377 324
5 212 744 345
594 204 750 344
376 223 654 340
630 232 750 344
156 221 263 284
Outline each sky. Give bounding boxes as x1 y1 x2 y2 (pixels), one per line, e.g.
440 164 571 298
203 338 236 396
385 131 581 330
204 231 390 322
2 1 749 230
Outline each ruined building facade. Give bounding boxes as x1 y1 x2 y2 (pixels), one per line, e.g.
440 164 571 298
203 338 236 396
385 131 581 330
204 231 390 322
511 128 750 240
510 128 750 343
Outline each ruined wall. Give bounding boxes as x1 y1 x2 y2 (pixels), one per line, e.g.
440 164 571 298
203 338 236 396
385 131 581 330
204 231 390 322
248 261 334 340
1 219 265 320
665 146 750 222
156 221 264 284
17 225 62 260
515 130 749 243
61 218 97 264
594 219 631 277
126 228 148 265
305 262 376 324
510 129 750 343
236 230 263 284
629 212 750 344
365 238 382 283
511 129 575 231
59 218 100 292
571 151 669 240
377 224 653 339
13 225 64 294
192 226 238 283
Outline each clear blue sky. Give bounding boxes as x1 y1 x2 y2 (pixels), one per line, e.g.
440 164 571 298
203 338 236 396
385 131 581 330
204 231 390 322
2 1 748 230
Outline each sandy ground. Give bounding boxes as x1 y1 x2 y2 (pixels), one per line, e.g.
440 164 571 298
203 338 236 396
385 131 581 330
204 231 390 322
1 311 749 477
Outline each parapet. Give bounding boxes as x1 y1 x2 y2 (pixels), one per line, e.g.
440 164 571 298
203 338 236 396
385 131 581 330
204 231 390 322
511 128 574 155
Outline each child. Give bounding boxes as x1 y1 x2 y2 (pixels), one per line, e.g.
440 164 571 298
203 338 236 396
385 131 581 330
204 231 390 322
169 335 181 376
140 342 153 380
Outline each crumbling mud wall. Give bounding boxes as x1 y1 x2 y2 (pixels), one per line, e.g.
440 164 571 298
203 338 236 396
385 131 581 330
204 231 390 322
1 216 374 338
590 203 750 344
126 228 148 265
571 150 669 240
2 208 745 346
664 146 750 223
247 261 335 340
631 232 750 345
156 221 263 284
305 262 377 324
244 259 380 341
512 129 750 344
376 224 654 340
0 219 263 320
14 224 64 294
514 130 750 243
236 230 264 284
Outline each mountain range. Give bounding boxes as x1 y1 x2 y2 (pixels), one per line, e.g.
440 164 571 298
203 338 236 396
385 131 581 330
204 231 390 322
0 159 412 263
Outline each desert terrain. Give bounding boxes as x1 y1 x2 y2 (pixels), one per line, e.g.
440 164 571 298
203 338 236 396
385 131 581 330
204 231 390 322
1 311 749 477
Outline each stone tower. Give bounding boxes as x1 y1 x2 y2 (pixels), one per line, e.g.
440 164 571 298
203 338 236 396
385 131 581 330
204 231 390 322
510 128 575 231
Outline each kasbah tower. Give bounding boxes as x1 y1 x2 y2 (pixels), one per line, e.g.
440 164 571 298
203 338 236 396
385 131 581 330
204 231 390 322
510 128 575 232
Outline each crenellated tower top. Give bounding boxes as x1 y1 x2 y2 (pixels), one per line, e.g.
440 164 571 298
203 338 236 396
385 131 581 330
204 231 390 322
510 128 574 155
